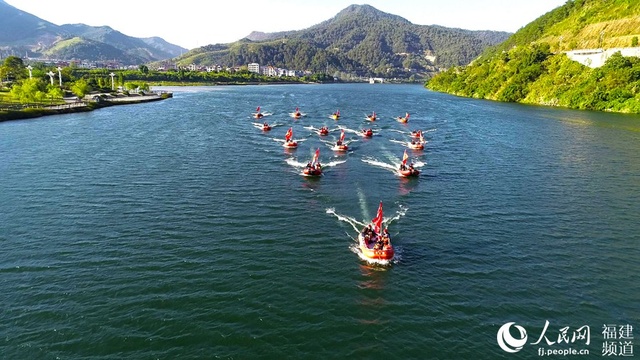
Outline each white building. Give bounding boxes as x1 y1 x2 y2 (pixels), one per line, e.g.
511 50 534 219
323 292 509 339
566 47 640 68
248 63 260 73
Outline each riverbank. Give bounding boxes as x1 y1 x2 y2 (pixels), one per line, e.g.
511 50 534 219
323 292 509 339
0 92 172 122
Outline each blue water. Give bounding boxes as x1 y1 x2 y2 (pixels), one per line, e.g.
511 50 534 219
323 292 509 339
1 84 638 359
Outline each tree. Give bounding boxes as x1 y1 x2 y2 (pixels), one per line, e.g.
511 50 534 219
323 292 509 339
9 78 47 103
46 85 64 104
71 79 92 98
139 65 149 74
1 56 27 82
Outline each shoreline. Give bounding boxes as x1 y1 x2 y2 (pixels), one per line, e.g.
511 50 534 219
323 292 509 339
0 92 172 123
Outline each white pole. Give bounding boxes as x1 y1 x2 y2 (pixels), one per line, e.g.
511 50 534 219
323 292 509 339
57 66 62 87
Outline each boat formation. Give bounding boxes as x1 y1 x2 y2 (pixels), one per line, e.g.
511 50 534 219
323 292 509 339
247 106 429 264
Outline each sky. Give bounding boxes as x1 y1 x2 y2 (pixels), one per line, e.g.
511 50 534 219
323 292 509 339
5 0 568 50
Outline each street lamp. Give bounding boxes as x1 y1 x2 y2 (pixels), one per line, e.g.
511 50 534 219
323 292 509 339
109 72 116 91
57 66 62 87
27 65 33 79
47 71 55 86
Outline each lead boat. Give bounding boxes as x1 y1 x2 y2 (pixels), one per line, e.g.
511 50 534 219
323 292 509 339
302 148 322 177
358 201 395 261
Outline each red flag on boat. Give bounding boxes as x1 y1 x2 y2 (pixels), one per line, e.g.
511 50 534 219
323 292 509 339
256 106 260 112
372 201 383 234
285 127 293 141
339 129 345 143
402 149 409 165
312 148 320 166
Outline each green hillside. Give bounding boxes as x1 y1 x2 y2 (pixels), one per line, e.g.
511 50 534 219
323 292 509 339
168 4 510 79
427 0 640 113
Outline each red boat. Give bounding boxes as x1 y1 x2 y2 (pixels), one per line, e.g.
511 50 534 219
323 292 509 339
334 129 348 152
301 148 321 176
317 127 329 136
262 123 272 131
398 167 420 177
283 127 298 148
253 106 264 119
291 107 303 119
397 112 410 123
358 202 394 261
408 141 424 150
398 149 419 177
410 130 422 138
303 149 322 177
303 166 322 176
362 128 373 137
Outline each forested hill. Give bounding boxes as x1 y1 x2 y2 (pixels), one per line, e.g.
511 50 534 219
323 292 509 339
427 0 640 113
169 4 510 79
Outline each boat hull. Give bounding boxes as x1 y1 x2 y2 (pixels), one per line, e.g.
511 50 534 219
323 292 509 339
358 234 394 260
302 168 322 177
398 169 420 177
283 142 298 148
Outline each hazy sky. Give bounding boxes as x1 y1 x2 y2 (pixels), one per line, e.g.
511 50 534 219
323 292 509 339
6 0 567 49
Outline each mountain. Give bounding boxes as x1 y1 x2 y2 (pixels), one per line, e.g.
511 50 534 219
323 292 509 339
427 0 640 113
0 0 186 64
168 4 511 79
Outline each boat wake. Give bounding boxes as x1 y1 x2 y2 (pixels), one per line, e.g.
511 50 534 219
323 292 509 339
253 122 282 129
362 156 426 175
273 138 307 144
326 208 365 233
388 128 437 136
285 158 346 169
361 157 397 173
338 125 376 137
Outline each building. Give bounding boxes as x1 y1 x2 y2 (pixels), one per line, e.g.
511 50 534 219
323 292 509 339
248 63 260 73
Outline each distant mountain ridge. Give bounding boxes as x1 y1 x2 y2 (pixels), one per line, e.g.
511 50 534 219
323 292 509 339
170 4 511 79
0 0 186 64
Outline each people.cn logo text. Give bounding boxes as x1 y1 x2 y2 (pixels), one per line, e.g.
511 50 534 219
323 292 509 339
497 322 529 353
